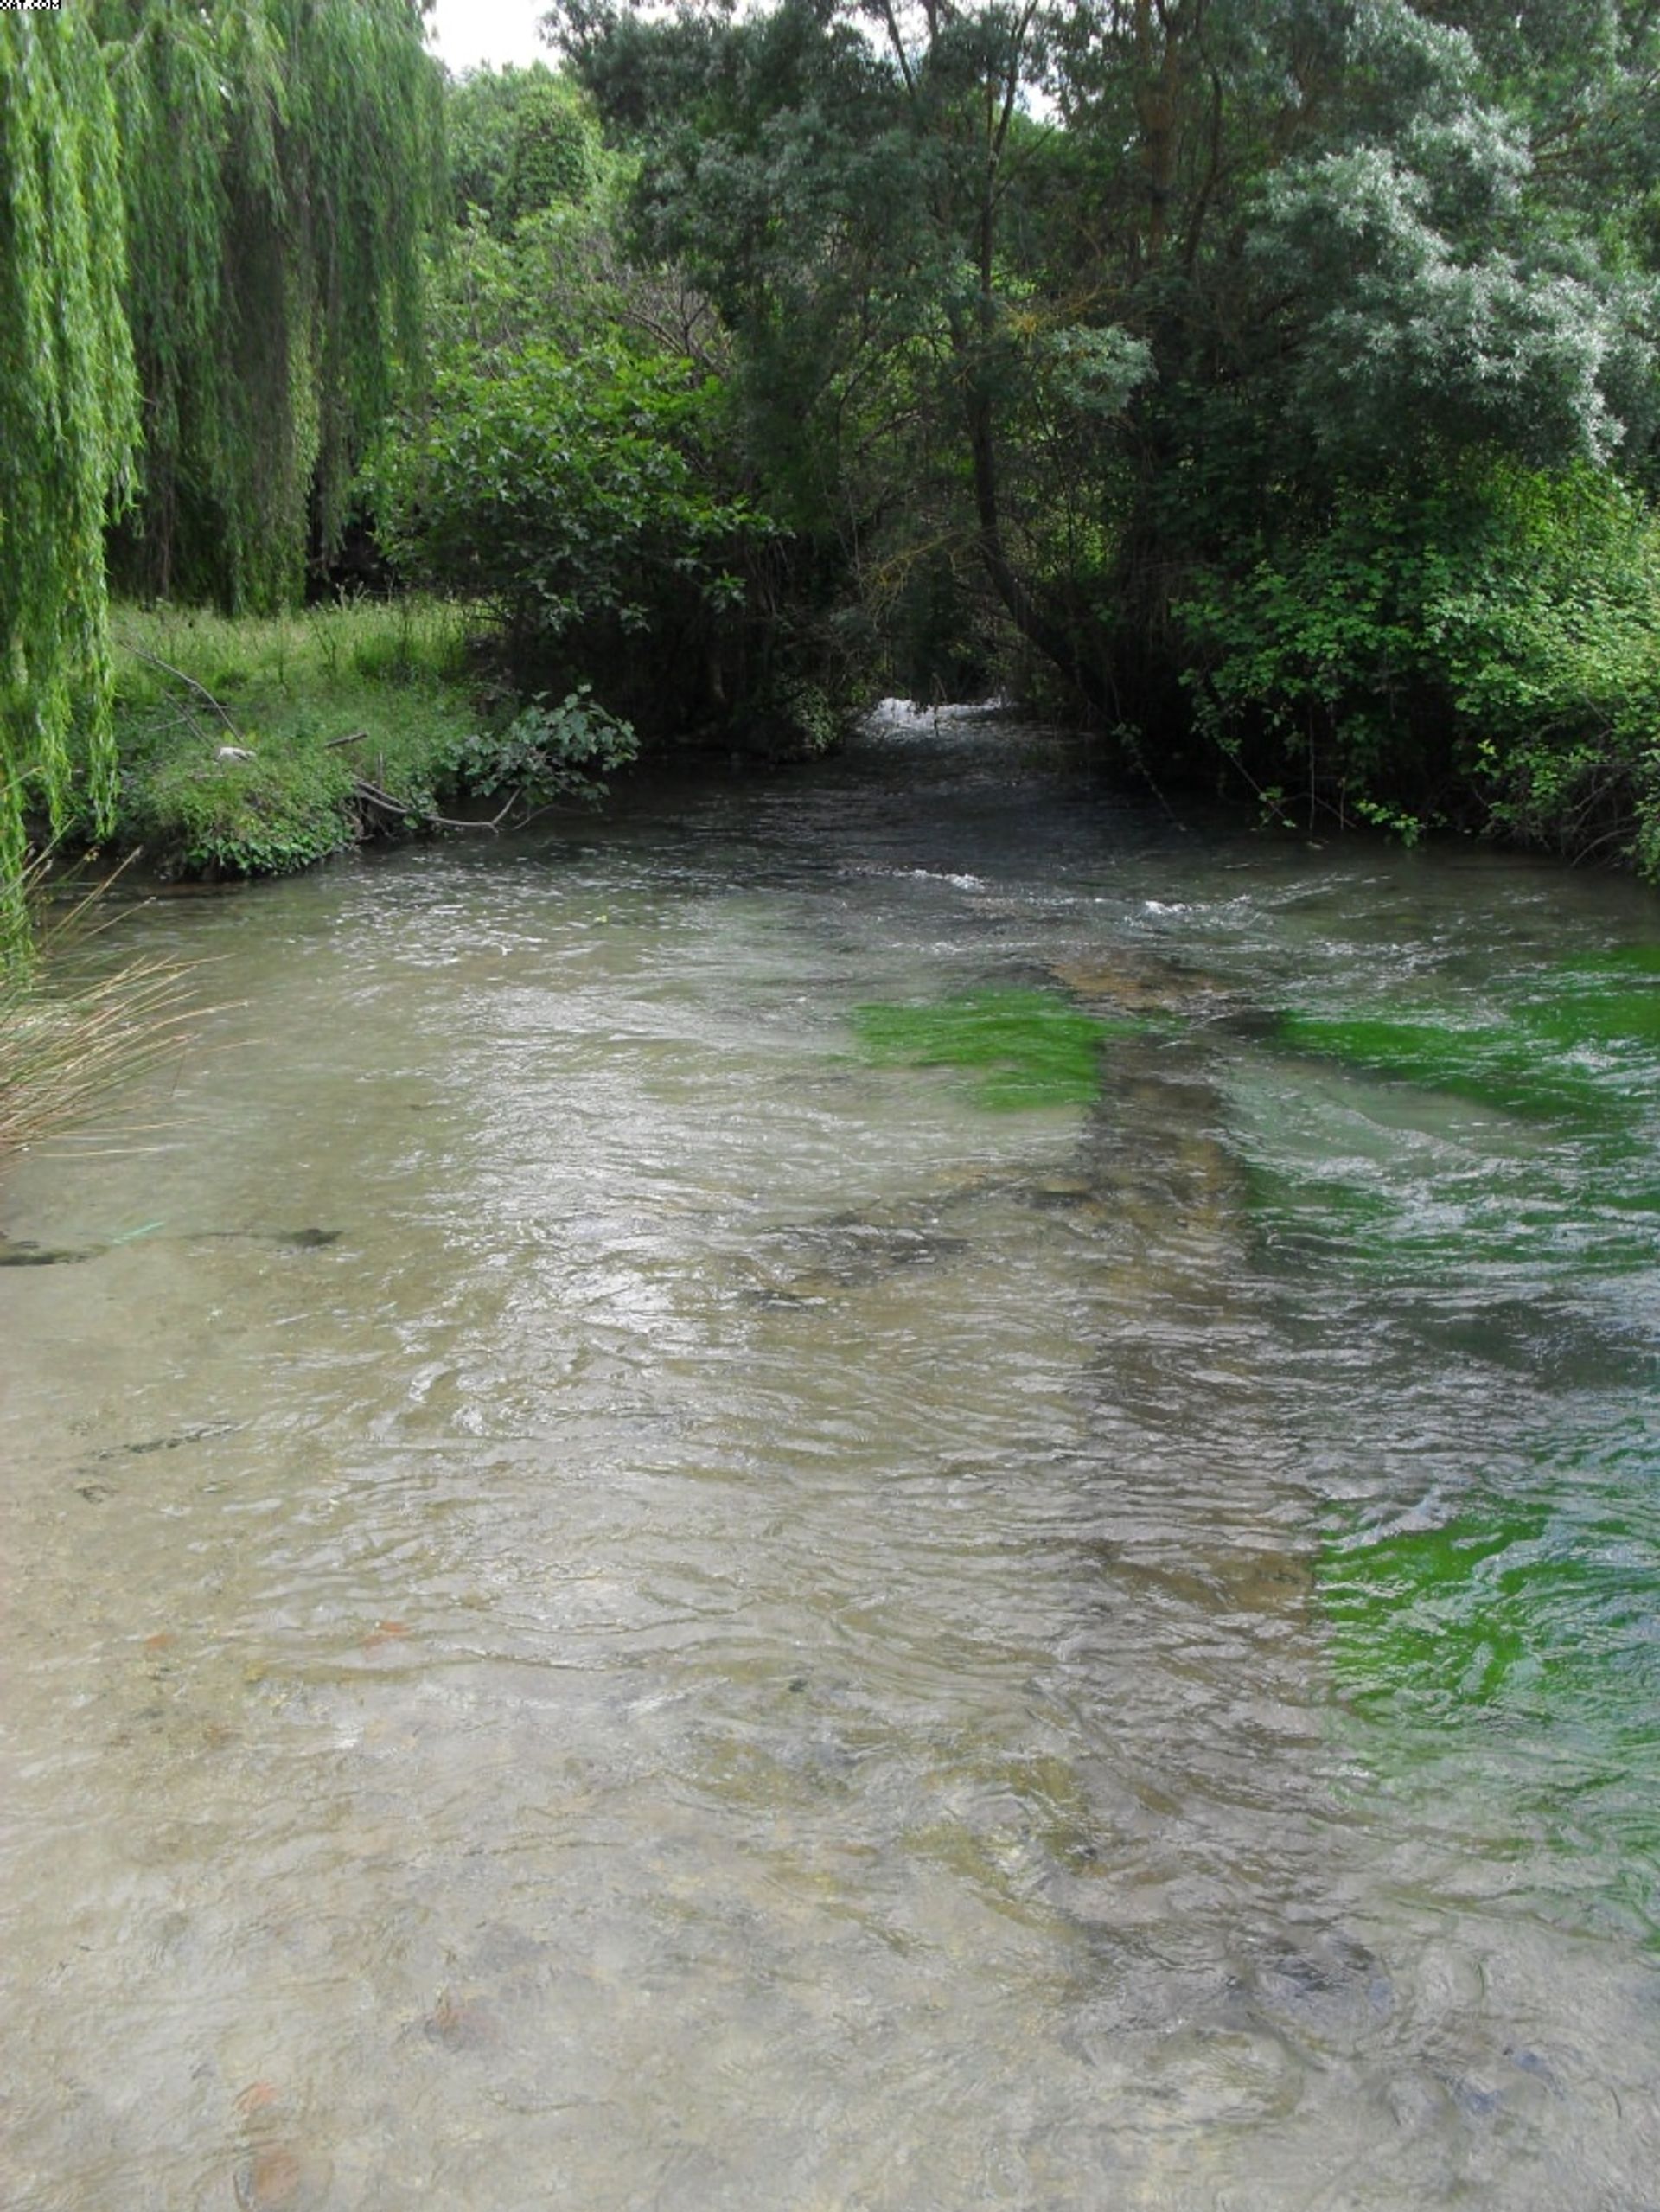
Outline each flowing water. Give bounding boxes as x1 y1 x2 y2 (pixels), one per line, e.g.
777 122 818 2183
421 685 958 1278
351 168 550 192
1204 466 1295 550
3 705 1658 2210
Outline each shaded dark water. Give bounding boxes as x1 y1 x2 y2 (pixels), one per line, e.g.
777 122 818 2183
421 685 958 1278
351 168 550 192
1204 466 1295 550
3 704 1657 2209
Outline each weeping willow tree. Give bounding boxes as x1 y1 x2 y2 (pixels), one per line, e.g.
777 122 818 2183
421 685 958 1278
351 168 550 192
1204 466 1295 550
0 14 138 961
97 0 443 612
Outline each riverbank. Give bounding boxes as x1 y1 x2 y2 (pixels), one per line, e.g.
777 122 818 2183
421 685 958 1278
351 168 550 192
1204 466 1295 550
61 599 842 887
52 593 1660 898
70 599 485 881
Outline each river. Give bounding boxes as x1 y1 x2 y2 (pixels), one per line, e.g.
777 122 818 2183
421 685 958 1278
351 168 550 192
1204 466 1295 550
3 704 1657 2209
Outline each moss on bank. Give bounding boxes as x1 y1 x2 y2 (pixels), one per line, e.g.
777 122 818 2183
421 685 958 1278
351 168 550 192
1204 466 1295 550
67 600 481 879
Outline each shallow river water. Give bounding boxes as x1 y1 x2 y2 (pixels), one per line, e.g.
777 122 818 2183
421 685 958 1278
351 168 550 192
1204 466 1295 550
3 705 1658 2210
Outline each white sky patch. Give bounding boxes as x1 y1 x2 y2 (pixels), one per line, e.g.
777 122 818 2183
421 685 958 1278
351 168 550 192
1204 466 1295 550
426 0 552 76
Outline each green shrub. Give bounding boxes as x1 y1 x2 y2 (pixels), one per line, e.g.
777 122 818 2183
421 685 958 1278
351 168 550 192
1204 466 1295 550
377 345 768 673
1177 460 1660 873
441 687 638 808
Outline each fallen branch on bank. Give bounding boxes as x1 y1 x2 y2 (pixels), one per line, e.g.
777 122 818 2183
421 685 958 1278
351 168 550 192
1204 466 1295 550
348 772 522 834
322 728 520 832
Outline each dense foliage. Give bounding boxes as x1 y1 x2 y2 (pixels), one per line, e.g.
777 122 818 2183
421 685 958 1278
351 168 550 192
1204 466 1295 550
0 12 137 954
376 105 870 753
530 0 1660 860
1178 461 1660 862
446 62 603 226
94 0 441 613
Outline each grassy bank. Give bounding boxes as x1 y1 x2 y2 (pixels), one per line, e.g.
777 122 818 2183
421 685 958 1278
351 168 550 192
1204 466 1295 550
74 599 483 879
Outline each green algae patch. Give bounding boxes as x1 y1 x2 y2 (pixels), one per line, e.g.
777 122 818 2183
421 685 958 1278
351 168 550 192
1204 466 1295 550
1318 1462 1660 1882
1247 949 1660 1280
1556 943 1660 979
1276 943 1660 1132
1242 1162 1403 1257
1518 971 1660 1053
850 988 1136 1110
1274 1010 1612 1123
1320 1509 1552 1720
1243 1153 1660 1275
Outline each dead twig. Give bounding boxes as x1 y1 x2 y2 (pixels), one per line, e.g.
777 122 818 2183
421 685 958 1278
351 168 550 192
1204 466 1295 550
118 643 246 742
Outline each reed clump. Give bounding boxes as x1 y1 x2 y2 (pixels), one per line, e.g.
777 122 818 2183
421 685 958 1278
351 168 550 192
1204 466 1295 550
0 860 202 1159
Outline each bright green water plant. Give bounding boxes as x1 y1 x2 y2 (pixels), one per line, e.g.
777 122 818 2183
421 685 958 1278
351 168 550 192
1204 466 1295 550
1515 956 1660 1055
1274 945 1660 1131
1321 1507 1552 1722
1242 943 1660 1290
850 988 1135 1111
1318 1447 1660 1936
1272 1010 1615 1126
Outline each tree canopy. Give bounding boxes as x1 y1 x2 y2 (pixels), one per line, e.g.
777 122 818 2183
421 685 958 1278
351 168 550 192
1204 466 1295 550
512 0 1660 847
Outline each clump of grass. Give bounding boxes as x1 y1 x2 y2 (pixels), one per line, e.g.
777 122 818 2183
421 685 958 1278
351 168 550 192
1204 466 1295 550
0 859 202 1158
111 597 470 712
130 733 362 879
850 987 1137 1109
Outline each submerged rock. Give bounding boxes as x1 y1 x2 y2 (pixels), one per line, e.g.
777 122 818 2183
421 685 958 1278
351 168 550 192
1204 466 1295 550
0 1233 96 1266
1231 1927 1394 2050
743 1211 971 1305
190 1226 345 1250
232 2142 333 2212
1047 949 1229 1020
231 2082 333 2212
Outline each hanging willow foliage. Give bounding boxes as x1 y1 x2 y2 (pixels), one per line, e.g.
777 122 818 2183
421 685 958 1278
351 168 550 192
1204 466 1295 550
0 13 138 960
97 0 443 613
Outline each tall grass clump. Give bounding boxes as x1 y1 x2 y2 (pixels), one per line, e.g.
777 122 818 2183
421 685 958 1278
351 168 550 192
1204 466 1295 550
0 858 201 1160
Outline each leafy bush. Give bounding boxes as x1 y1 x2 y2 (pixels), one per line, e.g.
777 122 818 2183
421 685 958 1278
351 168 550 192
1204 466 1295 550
1177 460 1660 873
1432 471 1660 871
501 77 601 220
374 337 863 751
446 65 601 227
442 687 638 808
378 344 765 668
